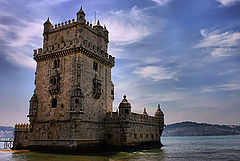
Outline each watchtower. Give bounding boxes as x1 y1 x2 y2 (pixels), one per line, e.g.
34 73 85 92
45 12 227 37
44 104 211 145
28 6 115 141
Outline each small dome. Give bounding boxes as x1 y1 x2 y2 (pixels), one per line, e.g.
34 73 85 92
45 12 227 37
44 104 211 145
118 95 131 109
154 104 163 117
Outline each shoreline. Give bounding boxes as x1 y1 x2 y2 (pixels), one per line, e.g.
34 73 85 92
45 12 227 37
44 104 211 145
0 149 29 153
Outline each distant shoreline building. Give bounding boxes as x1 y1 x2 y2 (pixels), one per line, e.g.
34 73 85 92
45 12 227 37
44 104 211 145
13 7 164 152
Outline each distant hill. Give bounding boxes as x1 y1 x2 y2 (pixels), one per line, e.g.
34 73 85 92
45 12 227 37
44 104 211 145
0 126 14 138
163 121 240 136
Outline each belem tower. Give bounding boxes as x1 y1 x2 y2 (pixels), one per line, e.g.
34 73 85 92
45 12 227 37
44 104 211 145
13 7 164 152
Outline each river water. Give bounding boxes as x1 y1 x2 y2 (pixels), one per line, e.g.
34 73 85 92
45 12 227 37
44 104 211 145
1 135 240 161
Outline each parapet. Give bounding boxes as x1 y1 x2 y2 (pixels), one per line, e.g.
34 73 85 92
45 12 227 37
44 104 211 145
44 17 108 41
105 111 161 125
15 123 32 132
50 18 76 32
129 113 160 124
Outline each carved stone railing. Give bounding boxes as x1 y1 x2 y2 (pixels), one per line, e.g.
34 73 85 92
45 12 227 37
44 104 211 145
33 40 115 65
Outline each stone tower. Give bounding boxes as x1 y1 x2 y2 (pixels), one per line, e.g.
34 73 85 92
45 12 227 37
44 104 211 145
13 7 164 152
32 7 114 123
25 7 114 146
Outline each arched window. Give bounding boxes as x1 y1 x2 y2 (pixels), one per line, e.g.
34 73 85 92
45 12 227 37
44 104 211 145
51 98 57 108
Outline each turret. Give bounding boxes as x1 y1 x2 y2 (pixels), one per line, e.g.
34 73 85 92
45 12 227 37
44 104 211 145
76 6 86 23
43 17 53 34
118 95 132 120
154 104 164 124
94 20 104 35
27 93 38 124
103 25 109 42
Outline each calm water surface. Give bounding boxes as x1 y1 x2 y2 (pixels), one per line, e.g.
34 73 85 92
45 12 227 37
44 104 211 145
1 135 240 161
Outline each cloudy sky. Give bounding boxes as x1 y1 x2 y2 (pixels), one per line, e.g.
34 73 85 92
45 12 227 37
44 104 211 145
0 0 240 126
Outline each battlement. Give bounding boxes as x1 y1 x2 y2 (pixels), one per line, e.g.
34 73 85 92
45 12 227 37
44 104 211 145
15 123 32 132
105 111 160 125
36 8 112 66
52 18 77 31
45 17 108 40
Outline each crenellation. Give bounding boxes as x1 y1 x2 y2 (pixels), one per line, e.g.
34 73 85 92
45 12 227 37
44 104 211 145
15 123 31 132
104 108 161 125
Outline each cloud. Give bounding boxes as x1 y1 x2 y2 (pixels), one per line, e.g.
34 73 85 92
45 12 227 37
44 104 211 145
144 93 183 102
201 81 240 93
197 29 240 48
102 6 163 45
201 88 218 93
195 29 240 57
0 16 42 68
113 76 183 115
133 65 176 81
0 0 54 69
211 47 233 57
150 0 172 6
220 81 240 91
6 21 43 47
143 57 162 64
217 0 240 7
28 0 71 7
218 69 238 76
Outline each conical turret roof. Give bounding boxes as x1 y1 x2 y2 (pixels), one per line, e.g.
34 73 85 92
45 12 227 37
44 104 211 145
77 6 85 15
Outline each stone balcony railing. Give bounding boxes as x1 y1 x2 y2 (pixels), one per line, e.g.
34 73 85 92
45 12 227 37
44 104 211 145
33 39 115 65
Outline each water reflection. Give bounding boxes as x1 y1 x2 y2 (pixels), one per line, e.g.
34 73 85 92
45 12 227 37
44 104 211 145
1 148 166 161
